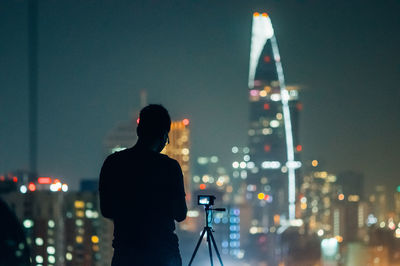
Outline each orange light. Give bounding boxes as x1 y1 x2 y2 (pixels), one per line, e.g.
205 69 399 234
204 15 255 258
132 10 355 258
261 13 268 17
311 160 318 167
28 182 36 192
296 103 303 111
253 12 260 17
13 176 18 183
53 179 60 184
338 194 345 201
274 214 280 225
296 145 302 152
199 184 206 190
38 177 52 184
335 235 343 243
264 56 271 62
182 119 189 126
91 235 99 244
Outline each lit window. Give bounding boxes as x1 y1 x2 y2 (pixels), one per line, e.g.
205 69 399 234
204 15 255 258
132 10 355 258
66 253 73 261
35 238 43 246
210 156 218 163
23 219 34 229
270 120 279 128
20 185 27 194
74 201 85 209
270 94 281 101
193 176 200 183
47 246 55 255
48 255 55 264
76 236 83 244
76 219 83 227
35 255 43 263
48 220 55 228
91 236 99 244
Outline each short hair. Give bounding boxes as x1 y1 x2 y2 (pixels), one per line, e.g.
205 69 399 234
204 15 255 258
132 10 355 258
137 104 171 140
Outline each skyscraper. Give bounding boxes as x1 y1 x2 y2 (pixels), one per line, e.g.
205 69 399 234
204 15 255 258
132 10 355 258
162 119 191 203
247 12 301 225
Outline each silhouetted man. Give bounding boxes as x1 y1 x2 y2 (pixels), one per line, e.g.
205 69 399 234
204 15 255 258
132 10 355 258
99 104 187 266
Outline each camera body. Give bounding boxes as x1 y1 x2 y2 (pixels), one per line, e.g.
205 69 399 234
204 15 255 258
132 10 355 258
198 195 216 206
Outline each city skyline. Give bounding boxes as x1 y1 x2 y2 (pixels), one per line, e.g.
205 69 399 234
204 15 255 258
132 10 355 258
1 0 399 193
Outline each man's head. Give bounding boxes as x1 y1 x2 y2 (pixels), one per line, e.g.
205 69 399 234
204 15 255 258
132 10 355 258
136 104 171 152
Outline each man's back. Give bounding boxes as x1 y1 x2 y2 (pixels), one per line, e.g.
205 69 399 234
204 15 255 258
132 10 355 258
99 145 187 251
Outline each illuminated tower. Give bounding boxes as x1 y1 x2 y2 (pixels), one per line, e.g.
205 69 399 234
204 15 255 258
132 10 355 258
247 12 301 223
162 119 191 202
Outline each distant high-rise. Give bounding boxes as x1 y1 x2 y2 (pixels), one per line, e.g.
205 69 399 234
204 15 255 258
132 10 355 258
162 119 191 202
247 12 301 223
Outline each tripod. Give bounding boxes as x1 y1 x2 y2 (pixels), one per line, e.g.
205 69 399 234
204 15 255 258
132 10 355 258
188 205 225 266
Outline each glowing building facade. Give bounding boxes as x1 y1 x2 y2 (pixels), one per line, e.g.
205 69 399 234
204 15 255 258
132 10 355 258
247 12 301 224
1 181 113 266
162 119 191 202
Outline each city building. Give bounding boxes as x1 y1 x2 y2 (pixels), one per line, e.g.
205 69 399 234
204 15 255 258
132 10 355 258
246 12 301 227
0 177 113 266
161 119 191 203
104 119 137 154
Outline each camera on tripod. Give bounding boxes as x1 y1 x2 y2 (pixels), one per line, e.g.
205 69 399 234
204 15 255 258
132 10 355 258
189 195 225 265
198 195 216 206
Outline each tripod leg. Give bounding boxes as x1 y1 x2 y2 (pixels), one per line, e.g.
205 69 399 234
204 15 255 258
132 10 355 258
188 228 207 266
209 231 224 266
206 228 214 266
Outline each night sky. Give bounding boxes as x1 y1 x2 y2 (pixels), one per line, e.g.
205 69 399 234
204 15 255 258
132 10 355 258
1 0 399 192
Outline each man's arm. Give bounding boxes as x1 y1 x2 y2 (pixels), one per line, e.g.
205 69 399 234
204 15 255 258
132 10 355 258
171 160 187 222
99 156 114 219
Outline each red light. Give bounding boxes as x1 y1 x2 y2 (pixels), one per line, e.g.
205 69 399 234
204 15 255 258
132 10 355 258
296 103 303 111
264 56 271 62
263 103 270 110
264 194 270 201
296 145 302 152
199 184 206 190
261 13 268 17
264 145 271 152
53 179 60 183
136 118 140 124
28 183 36 192
182 119 189 126
0 176 4 181
38 177 52 184
253 12 260 17
258 235 267 244
13 176 18 183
